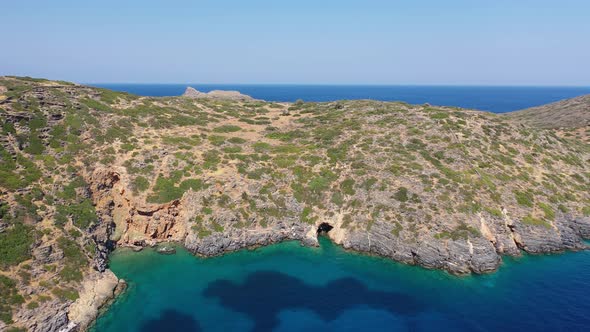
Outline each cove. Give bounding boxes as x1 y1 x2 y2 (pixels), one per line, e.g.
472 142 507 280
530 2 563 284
92 238 590 332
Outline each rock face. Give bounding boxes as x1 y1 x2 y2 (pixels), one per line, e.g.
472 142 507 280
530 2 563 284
13 270 120 332
17 302 70 332
89 167 188 248
67 270 124 331
183 86 255 101
185 218 318 256
32 244 64 264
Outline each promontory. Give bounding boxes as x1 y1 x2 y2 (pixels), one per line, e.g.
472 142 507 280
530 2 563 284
0 76 589 331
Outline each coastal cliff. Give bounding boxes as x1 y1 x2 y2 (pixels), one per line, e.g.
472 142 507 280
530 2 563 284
0 77 589 331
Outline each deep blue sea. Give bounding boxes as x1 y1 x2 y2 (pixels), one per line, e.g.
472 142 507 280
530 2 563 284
93 238 590 332
90 84 590 113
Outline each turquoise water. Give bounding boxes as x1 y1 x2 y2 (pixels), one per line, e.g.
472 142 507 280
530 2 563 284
93 238 590 332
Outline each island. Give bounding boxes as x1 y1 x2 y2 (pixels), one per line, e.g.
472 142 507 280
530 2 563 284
0 76 588 331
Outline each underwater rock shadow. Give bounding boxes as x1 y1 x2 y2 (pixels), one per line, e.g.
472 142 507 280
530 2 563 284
139 309 202 332
203 270 424 332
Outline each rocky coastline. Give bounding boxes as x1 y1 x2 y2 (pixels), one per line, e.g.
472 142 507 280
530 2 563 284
1 77 589 331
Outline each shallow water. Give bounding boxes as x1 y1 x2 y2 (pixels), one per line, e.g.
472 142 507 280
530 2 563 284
92 238 590 332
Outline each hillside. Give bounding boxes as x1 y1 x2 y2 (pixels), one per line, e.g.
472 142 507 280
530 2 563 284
508 94 590 143
0 76 589 331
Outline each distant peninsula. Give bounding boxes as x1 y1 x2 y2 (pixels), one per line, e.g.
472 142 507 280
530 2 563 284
0 76 589 331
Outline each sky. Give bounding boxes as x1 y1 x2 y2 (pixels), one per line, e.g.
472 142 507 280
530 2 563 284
1 0 589 85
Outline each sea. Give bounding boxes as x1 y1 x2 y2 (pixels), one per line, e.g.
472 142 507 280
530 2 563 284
92 238 590 332
90 84 590 114
89 85 590 331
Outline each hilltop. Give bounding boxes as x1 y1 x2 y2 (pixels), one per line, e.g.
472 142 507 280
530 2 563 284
0 76 589 331
508 94 590 143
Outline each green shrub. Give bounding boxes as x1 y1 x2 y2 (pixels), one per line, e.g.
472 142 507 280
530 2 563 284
57 237 87 282
394 187 409 202
213 125 241 133
81 98 112 113
228 137 247 144
0 223 34 268
522 214 551 229
192 226 212 239
26 301 39 309
211 221 224 232
148 177 183 203
331 191 344 207
55 199 97 229
207 135 225 146
223 146 242 153
538 203 555 220
203 150 221 169
147 177 207 203
252 142 271 153
132 176 150 192
300 206 316 224
51 287 79 301
484 207 503 218
179 179 206 192
391 222 403 236
514 190 534 207
434 223 480 240
340 179 355 196
0 275 24 323
24 133 45 155
429 112 450 120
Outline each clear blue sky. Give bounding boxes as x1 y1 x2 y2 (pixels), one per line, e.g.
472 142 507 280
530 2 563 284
1 0 589 85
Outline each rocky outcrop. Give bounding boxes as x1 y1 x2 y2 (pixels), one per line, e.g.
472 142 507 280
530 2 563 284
32 244 64 264
82 166 590 276
511 215 589 253
67 270 124 331
185 218 317 255
182 87 208 98
14 300 69 332
334 221 502 275
570 216 590 238
183 86 255 101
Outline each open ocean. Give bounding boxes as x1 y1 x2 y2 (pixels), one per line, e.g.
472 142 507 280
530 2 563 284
90 84 590 113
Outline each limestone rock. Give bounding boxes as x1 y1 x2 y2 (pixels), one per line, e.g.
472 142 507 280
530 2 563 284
32 244 64 264
67 270 123 331
183 86 254 101
182 86 207 98
16 300 70 332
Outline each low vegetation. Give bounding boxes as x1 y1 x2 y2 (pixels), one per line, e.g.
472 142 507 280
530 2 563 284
0 76 589 330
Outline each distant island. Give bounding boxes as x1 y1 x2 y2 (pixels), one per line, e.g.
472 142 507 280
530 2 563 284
0 76 589 331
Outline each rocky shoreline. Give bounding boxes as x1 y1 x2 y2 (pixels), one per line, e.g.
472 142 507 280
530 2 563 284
183 214 590 275
61 213 590 332
15 202 590 332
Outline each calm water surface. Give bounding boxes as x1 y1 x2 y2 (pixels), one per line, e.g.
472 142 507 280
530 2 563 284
92 237 590 332
89 84 590 113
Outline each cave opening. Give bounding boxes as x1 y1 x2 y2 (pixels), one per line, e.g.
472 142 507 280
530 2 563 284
317 222 334 236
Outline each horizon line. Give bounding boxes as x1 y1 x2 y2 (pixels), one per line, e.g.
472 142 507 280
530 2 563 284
3 75 589 88
85 82 590 88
